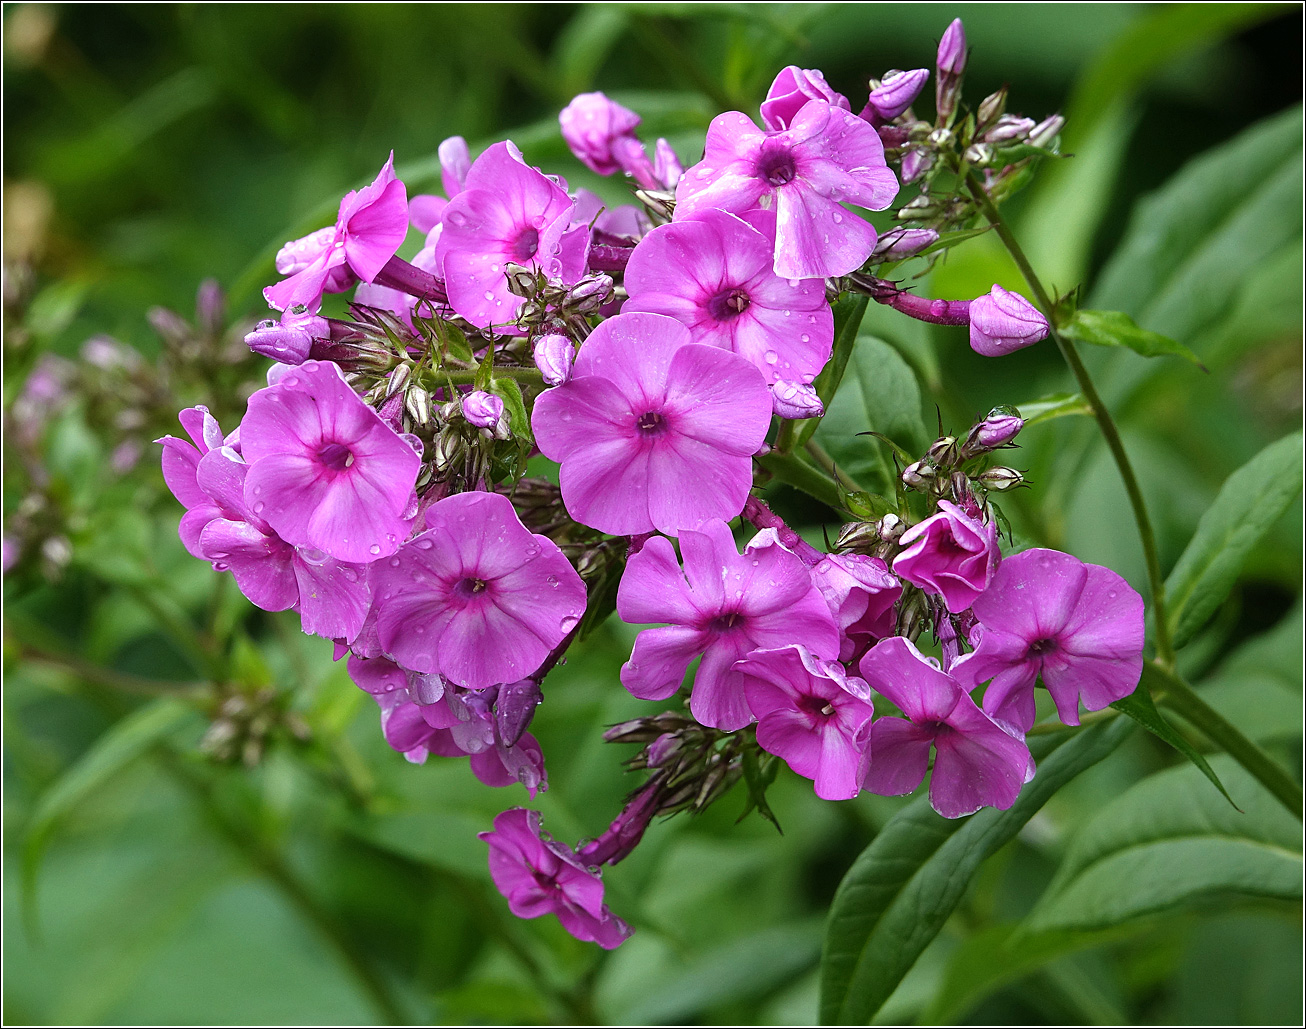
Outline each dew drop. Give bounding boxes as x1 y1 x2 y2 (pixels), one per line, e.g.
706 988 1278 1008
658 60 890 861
800 333 810 343
763 351 778 365
832 212 843 224
369 544 382 556
559 614 580 633
484 290 495 301
388 556 401 567
253 501 266 514
416 539 434 550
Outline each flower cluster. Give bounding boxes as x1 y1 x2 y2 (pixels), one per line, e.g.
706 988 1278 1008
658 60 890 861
160 16 1141 949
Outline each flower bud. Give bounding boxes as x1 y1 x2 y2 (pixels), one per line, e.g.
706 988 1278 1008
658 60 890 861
463 390 509 437
862 68 929 123
836 521 881 553
963 143 996 167
770 380 824 419
506 264 541 298
983 114 1036 145
976 87 1008 131
978 466 1025 491
935 18 967 122
495 678 542 748
901 460 935 489
925 436 956 466
968 284 1050 357
558 92 642 176
612 135 659 191
871 227 939 261
653 138 684 190
533 333 576 386
877 512 905 544
968 407 1024 450
645 732 680 768
567 272 614 313
1028 114 1065 148
898 153 936 189
432 427 465 472
245 318 312 365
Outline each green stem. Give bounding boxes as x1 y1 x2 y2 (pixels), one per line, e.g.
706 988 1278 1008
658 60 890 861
964 175 1176 669
1144 663 1303 820
805 439 868 496
755 451 845 512
422 365 544 388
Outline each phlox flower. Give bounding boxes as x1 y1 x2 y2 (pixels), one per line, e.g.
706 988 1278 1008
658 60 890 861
241 361 421 564
893 500 1000 613
760 66 850 131
810 552 902 661
480 809 632 949
265 153 409 313
952 548 1145 732
559 92 643 175
737 645 875 800
371 491 587 690
860 636 1035 818
623 209 833 387
616 520 839 731
531 312 772 536
433 142 589 327
157 405 233 558
674 101 898 279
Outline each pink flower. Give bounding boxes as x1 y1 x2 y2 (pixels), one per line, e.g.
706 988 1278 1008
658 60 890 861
737 645 875 800
371 491 586 690
559 92 643 175
859 636 1034 818
157 405 230 558
952 548 1145 732
810 552 902 661
480 809 632 949
623 209 834 387
240 361 421 564
674 102 898 279
434 142 589 328
760 66 850 131
616 521 839 730
531 312 772 536
893 500 1000 613
968 285 1049 357
265 154 409 313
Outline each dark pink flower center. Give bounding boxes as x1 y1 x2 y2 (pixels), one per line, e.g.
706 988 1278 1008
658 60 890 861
797 693 836 719
636 411 669 436
709 610 744 633
455 576 490 599
757 149 797 187
707 287 751 321
317 442 355 471
512 226 541 262
1027 637 1059 657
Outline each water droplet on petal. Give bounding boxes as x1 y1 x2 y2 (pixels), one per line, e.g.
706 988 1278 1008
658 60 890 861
369 544 382 556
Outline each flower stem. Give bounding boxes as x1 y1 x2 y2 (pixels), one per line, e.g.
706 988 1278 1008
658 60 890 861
1143 662 1303 820
755 451 845 512
964 175 1176 669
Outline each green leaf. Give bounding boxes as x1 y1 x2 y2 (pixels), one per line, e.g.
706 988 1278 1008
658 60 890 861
487 376 534 445
818 717 1133 1025
1197 603 1303 742
22 698 195 928
1015 391 1092 426
812 335 926 496
1028 757 1303 932
1111 682 1234 808
1165 432 1303 648
1062 308 1204 368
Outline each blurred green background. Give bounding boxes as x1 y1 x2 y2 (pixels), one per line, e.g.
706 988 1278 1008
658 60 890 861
4 3 1302 1024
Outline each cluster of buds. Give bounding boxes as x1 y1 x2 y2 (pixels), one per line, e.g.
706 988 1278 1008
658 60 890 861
507 263 615 336
902 408 1027 502
199 684 311 768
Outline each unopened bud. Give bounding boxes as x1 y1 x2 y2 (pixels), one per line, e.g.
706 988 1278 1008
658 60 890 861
968 407 1024 450
653 138 683 190
871 227 939 260
983 114 1035 145
863 67 930 124
976 87 1008 130
901 460 935 489
978 466 1024 491
969 284 1049 357
40 534 73 572
935 18 967 122
645 732 680 768
148 305 192 346
463 390 509 438
900 148 934 185
404 386 432 426
963 143 996 167
925 436 956 466
196 279 224 337
533 333 575 386
877 512 905 544
567 273 614 313
505 265 540 298
896 192 941 220
770 380 824 419
433 428 465 472
495 678 542 748
836 521 881 552
1028 114 1065 149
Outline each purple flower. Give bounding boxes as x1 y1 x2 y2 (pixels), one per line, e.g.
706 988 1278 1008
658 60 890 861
737 645 875 800
760 66 850 131
861 68 930 124
157 405 233 558
952 548 1145 732
531 312 772 536
480 809 632 949
434 142 589 328
810 552 902 661
859 636 1034 818
559 92 643 175
462 390 507 435
968 285 1049 357
674 101 898 279
372 491 586 690
265 154 409 313
533 333 575 386
623 209 834 387
240 361 421 564
893 501 1000 614
616 520 839 730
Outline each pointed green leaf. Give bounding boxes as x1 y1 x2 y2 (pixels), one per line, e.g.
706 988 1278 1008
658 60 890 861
818 717 1133 1025
1016 391 1093 426
1062 308 1205 367
1165 431 1303 648
1028 757 1303 932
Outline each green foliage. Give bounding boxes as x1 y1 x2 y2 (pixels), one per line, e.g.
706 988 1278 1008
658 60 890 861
1061 309 1204 367
1029 758 1303 931
1165 432 1304 648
